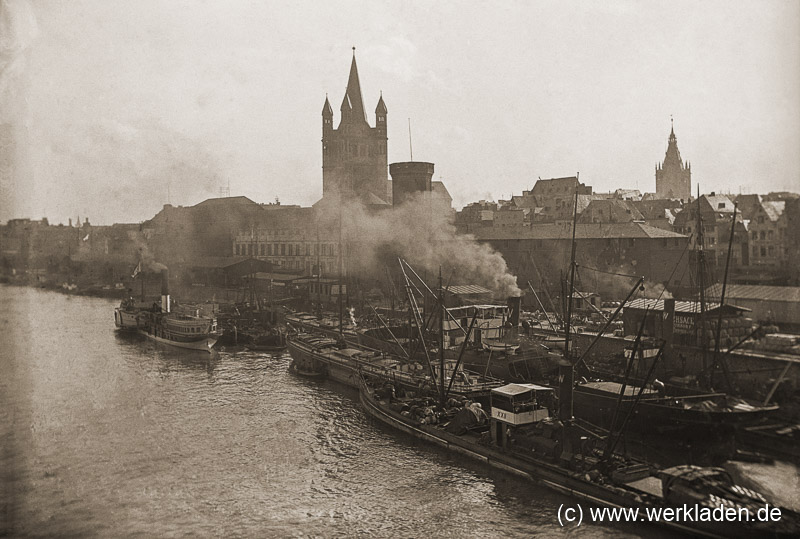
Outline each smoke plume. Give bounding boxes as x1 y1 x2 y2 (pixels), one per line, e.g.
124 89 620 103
316 190 520 297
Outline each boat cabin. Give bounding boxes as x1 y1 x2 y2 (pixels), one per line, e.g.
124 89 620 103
490 383 554 426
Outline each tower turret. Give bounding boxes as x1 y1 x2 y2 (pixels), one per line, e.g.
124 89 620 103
322 95 333 167
375 93 387 136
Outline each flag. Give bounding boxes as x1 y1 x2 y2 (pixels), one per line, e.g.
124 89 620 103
83 233 89 241
131 261 142 279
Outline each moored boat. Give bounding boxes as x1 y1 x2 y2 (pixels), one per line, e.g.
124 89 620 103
114 268 219 352
287 330 504 398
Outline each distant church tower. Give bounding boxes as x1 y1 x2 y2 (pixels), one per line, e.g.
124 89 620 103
322 49 390 204
655 121 691 201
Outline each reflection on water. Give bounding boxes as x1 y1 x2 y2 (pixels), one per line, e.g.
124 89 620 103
1 285 665 537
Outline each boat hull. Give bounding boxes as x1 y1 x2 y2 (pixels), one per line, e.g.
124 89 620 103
572 384 779 433
114 308 141 331
136 328 218 352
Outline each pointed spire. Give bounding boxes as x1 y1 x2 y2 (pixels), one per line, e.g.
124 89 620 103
663 119 682 167
340 47 367 123
322 93 333 117
375 91 387 114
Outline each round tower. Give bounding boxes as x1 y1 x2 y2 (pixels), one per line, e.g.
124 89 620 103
390 162 435 207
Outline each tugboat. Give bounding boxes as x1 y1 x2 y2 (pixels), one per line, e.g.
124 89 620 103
114 268 219 352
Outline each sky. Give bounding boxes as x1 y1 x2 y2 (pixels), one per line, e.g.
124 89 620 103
1 0 799 225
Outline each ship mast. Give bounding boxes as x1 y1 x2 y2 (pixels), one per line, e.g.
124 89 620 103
711 203 737 391
559 183 580 424
438 267 446 408
696 186 708 377
338 196 344 338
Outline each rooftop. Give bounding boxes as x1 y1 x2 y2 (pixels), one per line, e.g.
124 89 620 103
473 222 687 241
704 284 800 303
624 298 750 314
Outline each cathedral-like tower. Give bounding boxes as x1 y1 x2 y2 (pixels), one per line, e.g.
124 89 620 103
655 122 691 201
322 50 390 204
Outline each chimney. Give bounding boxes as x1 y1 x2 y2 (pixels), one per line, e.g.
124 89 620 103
506 296 521 327
161 268 170 313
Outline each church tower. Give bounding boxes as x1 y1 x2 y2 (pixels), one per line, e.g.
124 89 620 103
655 121 691 201
321 49 390 205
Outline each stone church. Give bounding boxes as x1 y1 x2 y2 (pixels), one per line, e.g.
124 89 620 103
321 49 391 205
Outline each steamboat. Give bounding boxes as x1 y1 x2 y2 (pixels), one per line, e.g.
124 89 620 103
114 269 219 352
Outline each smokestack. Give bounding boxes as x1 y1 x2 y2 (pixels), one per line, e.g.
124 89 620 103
558 361 574 422
507 296 521 326
161 268 170 313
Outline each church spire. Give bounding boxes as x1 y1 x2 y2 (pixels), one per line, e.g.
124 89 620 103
341 47 367 124
322 94 333 117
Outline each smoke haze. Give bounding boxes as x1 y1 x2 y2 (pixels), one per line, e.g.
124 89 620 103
315 191 520 297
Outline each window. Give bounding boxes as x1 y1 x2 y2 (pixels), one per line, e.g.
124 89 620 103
288 244 293 256
768 246 775 256
247 244 252 256
760 231 766 241
768 230 774 240
267 244 272 256
281 244 286 256
761 247 767 256
260 244 265 256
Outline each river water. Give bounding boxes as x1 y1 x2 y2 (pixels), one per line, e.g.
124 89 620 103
1 285 674 537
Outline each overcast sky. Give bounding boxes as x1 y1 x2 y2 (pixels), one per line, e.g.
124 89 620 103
1 0 799 225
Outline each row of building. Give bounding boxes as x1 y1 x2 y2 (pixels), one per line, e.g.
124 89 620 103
2 51 799 311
